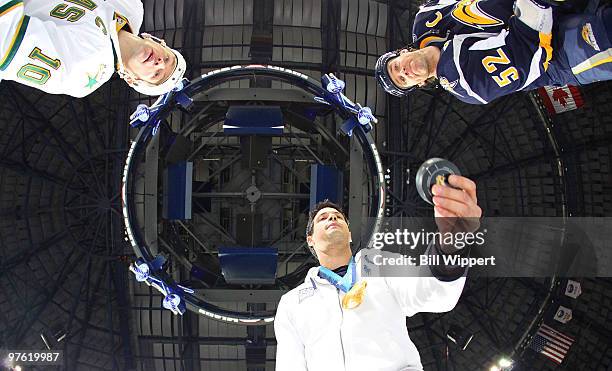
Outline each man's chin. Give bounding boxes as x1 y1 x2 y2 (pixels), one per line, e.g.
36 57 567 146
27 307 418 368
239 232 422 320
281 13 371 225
327 231 350 244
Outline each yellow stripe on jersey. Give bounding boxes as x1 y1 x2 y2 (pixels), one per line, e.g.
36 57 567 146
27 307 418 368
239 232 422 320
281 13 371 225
0 0 22 16
0 13 30 71
571 48 612 75
419 36 448 49
539 32 552 71
451 0 503 29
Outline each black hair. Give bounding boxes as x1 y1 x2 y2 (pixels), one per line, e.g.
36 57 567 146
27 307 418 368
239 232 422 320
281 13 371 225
305 200 348 259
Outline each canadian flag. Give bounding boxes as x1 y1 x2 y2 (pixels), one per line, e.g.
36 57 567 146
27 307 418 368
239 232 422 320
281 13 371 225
538 85 584 115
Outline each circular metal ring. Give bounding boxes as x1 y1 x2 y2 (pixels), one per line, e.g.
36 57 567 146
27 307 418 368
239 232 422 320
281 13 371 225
122 65 386 324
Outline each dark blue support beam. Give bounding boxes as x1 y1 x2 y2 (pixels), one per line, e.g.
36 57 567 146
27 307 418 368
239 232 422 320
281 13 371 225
0 158 69 187
443 98 517 162
461 297 503 350
527 92 579 216
64 254 93 346
0 230 69 275
69 260 107 369
180 0 203 81
111 260 136 370
180 310 201 371
11 247 84 346
105 261 119 371
68 99 94 157
5 88 86 166
246 303 267 371
424 102 451 158
251 0 274 66
466 132 612 181
388 0 412 47
406 90 438 155
322 0 341 74
140 335 277 345
421 313 446 370
386 0 410 216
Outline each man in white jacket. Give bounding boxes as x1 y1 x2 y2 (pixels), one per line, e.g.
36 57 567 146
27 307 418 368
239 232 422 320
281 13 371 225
274 175 482 371
0 0 186 97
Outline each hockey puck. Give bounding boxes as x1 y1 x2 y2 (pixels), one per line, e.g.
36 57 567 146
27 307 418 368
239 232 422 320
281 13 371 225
415 158 461 205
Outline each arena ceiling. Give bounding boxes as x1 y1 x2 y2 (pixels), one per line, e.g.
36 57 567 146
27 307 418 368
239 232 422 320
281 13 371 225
0 0 611 370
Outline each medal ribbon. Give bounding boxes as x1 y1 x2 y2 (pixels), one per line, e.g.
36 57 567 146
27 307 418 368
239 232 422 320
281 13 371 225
318 258 356 293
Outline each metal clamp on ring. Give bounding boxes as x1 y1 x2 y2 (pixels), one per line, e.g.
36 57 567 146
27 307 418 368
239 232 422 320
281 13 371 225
316 73 378 136
129 255 194 315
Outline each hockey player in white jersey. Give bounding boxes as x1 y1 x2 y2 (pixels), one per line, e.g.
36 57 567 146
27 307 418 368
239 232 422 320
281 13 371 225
0 0 186 97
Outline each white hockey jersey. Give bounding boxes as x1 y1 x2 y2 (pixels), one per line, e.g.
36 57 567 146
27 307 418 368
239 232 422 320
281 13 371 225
0 0 143 97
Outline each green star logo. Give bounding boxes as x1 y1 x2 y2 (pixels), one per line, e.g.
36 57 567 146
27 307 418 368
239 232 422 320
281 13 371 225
85 64 106 89
85 74 98 88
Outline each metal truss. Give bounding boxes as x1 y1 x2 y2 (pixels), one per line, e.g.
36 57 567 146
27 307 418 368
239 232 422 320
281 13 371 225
0 81 134 370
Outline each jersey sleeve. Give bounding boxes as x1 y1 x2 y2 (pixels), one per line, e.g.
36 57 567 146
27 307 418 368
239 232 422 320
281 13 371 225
0 0 30 73
274 296 308 371
384 275 466 317
359 249 466 317
436 0 553 104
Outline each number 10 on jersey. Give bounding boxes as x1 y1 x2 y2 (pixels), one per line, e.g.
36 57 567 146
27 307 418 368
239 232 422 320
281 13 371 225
17 47 61 85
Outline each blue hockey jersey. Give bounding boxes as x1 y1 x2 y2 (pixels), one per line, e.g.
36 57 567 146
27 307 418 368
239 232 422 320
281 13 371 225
413 0 612 104
412 0 516 49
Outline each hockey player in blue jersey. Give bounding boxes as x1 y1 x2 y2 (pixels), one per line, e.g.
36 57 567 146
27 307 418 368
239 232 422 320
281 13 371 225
375 0 612 104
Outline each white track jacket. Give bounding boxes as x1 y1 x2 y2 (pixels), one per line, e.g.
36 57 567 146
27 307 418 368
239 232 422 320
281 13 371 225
274 250 466 371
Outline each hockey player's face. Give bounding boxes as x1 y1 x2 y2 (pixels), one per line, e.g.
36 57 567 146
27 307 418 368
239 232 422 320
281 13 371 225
308 207 351 250
125 37 177 85
387 49 431 89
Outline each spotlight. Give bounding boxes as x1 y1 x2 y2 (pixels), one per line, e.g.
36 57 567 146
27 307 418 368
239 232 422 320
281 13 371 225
492 356 514 370
498 357 513 367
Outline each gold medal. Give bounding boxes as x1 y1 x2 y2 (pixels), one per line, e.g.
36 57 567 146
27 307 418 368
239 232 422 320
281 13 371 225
342 280 367 309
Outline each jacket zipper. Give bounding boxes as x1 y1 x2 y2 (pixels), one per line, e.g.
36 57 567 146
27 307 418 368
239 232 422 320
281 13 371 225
337 288 347 370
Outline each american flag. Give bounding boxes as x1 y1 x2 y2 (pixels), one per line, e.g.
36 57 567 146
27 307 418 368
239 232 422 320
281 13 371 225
528 323 575 364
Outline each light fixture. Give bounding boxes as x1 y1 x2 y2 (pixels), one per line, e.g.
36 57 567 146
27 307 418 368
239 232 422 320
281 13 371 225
446 324 474 350
2 357 11 369
40 327 67 350
498 358 513 368
490 356 514 370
